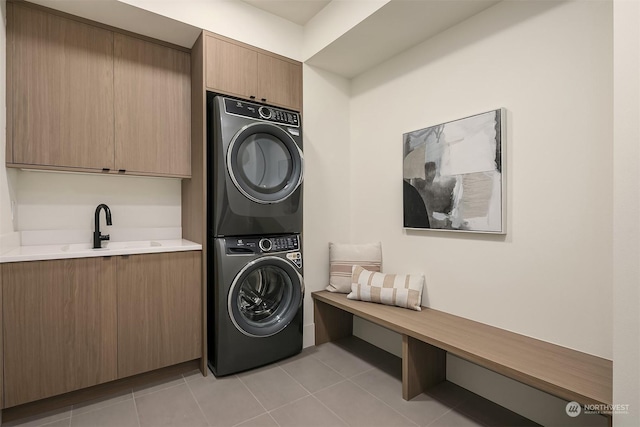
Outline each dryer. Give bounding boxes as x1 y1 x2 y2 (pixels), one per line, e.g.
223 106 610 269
208 94 304 237
208 233 304 376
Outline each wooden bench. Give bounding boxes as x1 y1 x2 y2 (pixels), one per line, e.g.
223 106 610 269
312 291 612 415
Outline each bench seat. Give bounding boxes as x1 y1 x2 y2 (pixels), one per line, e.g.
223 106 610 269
312 290 612 411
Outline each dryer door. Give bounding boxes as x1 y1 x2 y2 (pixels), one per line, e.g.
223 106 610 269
228 256 303 337
227 123 303 204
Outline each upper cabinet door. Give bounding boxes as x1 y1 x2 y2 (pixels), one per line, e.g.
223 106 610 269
114 34 191 177
257 54 302 111
205 35 258 100
11 4 115 170
204 33 302 111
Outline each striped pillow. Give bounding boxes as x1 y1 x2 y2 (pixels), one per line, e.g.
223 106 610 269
348 265 424 311
327 242 382 293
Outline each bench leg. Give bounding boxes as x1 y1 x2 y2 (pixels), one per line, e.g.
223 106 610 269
402 335 446 400
314 299 353 345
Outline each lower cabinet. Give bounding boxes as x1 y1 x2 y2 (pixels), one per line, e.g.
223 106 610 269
117 252 202 378
1 251 202 407
2 257 118 407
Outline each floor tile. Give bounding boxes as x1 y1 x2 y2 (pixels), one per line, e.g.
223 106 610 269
37 419 71 427
312 341 376 378
238 365 309 411
279 353 344 392
187 373 265 427
428 409 484 427
70 400 138 427
314 380 416 427
351 369 453 426
234 413 279 427
336 337 403 373
2 406 72 427
270 395 347 427
183 369 207 382
132 374 186 398
71 389 133 416
423 382 477 409
135 383 208 427
455 393 540 426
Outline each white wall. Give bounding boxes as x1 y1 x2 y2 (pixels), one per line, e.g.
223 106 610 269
613 0 640 425
301 64 351 347
118 0 303 60
348 1 613 425
13 170 182 244
350 0 612 359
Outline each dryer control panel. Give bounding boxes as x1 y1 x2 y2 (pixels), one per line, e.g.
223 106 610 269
224 98 300 127
226 234 300 254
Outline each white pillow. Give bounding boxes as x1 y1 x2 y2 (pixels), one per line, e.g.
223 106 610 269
347 265 424 311
326 242 382 293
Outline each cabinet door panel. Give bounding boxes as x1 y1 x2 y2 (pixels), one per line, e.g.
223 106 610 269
114 34 191 176
11 5 114 170
2 258 117 407
117 252 201 378
257 54 302 111
205 35 258 99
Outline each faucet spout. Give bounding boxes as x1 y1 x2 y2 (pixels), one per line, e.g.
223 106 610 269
93 204 112 249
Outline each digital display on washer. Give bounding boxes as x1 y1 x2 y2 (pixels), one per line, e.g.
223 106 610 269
224 98 299 127
225 234 300 254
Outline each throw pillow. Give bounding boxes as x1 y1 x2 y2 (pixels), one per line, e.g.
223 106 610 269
327 242 382 293
347 265 424 311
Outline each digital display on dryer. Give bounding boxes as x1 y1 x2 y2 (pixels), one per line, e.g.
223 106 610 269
224 98 300 127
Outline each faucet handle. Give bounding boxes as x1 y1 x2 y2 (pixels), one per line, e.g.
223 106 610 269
100 234 110 241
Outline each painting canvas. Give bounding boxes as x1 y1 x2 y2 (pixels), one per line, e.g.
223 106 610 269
403 109 505 234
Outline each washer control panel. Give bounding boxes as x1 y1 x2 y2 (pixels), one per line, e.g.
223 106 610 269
224 97 300 127
226 234 300 254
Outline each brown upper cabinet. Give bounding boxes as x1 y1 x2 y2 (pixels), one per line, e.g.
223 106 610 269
114 34 191 176
6 3 191 178
9 4 115 171
204 33 302 111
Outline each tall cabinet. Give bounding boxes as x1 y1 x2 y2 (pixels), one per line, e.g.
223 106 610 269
6 2 191 178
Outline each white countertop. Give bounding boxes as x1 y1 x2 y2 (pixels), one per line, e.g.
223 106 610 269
0 239 202 263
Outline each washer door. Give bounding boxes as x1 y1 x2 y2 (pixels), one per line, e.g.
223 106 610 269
227 122 303 204
228 256 303 337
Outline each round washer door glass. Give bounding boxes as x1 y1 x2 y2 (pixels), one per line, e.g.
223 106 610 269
228 257 303 337
227 123 303 204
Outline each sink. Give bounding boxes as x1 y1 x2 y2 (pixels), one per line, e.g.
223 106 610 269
104 241 162 250
60 241 162 252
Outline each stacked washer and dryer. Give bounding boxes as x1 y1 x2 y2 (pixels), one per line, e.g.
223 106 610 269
206 94 304 376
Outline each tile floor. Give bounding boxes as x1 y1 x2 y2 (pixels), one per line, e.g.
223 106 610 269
3 337 538 427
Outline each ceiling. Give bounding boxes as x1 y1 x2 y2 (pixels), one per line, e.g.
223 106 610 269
240 0 331 25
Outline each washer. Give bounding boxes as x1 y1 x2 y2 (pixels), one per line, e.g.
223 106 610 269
208 233 304 376
208 94 304 237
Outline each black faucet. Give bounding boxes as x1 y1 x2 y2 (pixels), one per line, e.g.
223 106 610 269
93 204 112 249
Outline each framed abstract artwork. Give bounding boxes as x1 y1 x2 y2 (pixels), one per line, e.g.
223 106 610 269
403 109 506 234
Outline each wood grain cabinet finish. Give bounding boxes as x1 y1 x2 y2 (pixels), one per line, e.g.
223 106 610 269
114 34 191 177
7 3 192 178
204 33 302 111
9 4 115 170
117 251 202 378
1 258 118 408
205 35 258 101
